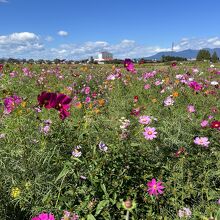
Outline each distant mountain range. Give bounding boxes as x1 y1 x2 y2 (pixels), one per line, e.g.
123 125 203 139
144 48 220 60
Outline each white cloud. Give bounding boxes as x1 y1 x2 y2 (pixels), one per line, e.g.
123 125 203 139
45 36 53 42
57 30 68 36
173 36 220 51
213 40 220 46
0 32 39 44
0 32 44 58
1 33 220 60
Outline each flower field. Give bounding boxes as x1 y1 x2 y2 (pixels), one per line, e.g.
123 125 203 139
0 61 219 219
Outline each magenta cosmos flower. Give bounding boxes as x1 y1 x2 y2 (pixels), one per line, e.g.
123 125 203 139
194 137 210 148
32 213 55 220
124 59 135 72
139 115 151 125
143 127 157 140
188 81 203 91
38 92 72 120
147 178 165 196
3 95 22 114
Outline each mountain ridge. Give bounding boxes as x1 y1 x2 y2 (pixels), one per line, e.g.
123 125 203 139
144 48 220 60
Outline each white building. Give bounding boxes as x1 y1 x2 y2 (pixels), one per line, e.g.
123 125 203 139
94 51 113 62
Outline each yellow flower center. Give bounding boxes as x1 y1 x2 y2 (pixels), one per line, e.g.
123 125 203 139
148 131 152 135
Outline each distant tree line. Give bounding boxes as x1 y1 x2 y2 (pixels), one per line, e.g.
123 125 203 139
161 56 187 62
196 49 219 62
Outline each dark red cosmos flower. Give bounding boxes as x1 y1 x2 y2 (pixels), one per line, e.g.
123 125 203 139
0 64 3 72
124 59 135 72
38 92 72 120
134 96 138 103
171 62 177 67
210 120 220 129
174 147 186 157
38 92 57 109
54 93 72 119
130 107 140 116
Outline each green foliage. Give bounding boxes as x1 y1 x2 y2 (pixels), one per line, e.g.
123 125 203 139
211 51 219 63
196 49 211 61
161 55 187 62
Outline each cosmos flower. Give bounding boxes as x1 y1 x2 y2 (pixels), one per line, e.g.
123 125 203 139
178 207 192 218
187 105 196 113
133 96 139 103
0 64 3 72
130 107 141 116
38 92 72 120
210 120 220 129
32 213 55 220
194 137 210 148
164 96 174 106
72 145 82 158
200 120 209 128
3 95 22 114
188 81 203 91
147 178 165 196
98 141 108 152
143 127 157 140
144 84 151 90
174 147 186 157
84 86 90 95
171 62 177 67
139 115 151 125
124 59 135 72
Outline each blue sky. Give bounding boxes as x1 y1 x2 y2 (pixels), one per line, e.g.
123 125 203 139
0 0 220 59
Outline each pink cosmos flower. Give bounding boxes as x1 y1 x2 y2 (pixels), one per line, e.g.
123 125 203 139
22 67 33 77
192 68 199 73
143 71 156 79
187 105 196 113
84 86 90 95
32 213 55 220
139 116 151 125
147 178 165 196
155 80 163 86
144 84 151 90
143 127 157 140
194 137 210 148
9 71 18 77
200 120 209 128
85 96 91 103
164 96 174 106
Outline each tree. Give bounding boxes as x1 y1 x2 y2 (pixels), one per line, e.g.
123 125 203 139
211 51 219 63
196 49 211 61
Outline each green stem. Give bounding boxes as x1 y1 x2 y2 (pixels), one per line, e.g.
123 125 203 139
125 210 130 220
55 173 66 208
